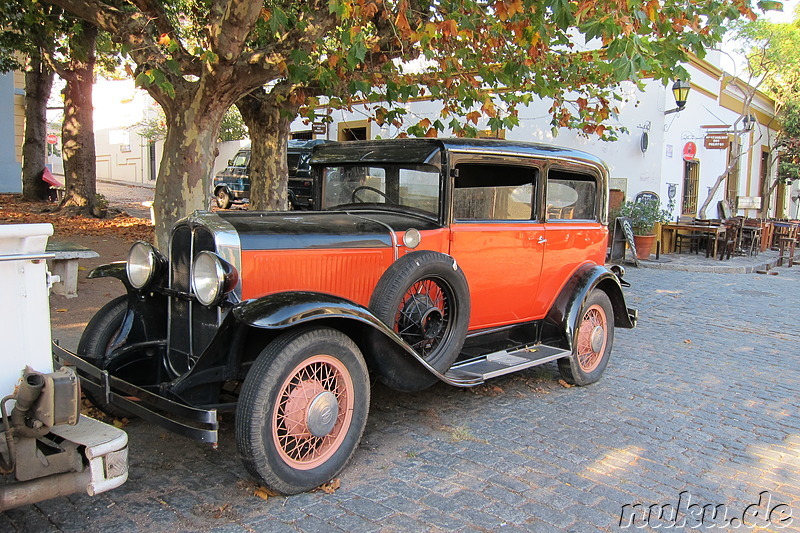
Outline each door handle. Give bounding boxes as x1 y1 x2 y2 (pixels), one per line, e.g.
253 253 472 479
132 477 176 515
538 236 547 244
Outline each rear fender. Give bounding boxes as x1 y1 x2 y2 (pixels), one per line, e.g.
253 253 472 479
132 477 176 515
232 291 461 386
541 264 637 351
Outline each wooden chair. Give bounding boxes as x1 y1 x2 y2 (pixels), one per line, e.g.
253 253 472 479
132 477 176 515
718 219 741 260
674 216 703 254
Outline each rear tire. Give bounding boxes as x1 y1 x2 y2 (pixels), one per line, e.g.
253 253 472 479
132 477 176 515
77 295 132 418
558 289 614 386
236 327 370 495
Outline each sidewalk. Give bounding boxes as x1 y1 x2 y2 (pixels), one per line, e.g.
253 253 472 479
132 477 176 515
636 249 782 273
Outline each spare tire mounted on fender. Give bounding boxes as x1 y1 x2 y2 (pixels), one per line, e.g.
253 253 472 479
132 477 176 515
369 250 470 391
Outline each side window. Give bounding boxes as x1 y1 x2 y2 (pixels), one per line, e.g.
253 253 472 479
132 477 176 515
546 170 597 221
453 164 537 221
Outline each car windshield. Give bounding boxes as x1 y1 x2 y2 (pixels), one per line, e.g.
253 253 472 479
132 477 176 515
321 164 441 218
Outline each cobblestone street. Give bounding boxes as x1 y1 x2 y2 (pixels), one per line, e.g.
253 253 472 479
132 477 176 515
3 264 800 532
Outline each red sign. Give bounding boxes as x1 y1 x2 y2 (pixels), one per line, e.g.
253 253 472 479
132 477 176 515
683 142 697 161
46 134 58 145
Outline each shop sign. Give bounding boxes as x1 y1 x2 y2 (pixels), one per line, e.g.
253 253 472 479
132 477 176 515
704 133 729 150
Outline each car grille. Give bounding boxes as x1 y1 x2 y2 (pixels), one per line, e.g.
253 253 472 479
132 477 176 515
168 222 222 374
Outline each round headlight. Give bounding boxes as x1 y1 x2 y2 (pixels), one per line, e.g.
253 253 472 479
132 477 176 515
191 251 238 306
127 242 158 289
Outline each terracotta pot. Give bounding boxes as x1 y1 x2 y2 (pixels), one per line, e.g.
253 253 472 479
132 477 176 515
633 234 656 260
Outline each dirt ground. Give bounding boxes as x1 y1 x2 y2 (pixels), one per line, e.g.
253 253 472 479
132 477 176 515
0 183 156 351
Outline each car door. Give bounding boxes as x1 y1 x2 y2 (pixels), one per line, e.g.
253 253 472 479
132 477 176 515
535 166 608 312
447 160 545 329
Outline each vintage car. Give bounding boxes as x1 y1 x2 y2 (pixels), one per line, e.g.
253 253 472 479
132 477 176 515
55 138 637 495
212 139 329 209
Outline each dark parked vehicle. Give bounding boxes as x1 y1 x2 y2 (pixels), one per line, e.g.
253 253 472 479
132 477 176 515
56 138 637 495
212 139 329 209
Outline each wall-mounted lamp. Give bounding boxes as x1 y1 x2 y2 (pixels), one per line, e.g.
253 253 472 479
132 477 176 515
742 114 756 132
664 80 691 115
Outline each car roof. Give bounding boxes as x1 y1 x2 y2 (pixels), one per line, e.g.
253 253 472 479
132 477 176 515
309 138 607 173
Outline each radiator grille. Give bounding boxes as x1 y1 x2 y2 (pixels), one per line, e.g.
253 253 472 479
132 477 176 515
168 223 220 375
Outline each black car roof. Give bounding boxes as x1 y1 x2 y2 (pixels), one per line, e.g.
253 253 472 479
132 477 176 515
309 138 607 172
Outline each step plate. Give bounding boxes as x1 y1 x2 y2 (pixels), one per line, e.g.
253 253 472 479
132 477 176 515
445 345 571 383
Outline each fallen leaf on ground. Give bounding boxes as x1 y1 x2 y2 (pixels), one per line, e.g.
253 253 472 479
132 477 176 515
56 308 68 313
558 379 574 388
317 478 341 494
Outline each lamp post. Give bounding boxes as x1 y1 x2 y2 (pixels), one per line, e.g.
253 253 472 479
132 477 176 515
664 80 691 115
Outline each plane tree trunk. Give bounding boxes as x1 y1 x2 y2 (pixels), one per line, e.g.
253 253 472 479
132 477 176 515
21 53 54 201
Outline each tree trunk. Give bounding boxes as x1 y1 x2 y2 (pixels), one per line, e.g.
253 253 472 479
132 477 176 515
60 23 98 215
152 98 224 248
236 90 292 211
21 53 54 201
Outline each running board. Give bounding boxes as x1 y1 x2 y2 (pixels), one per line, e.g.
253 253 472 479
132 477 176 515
445 345 571 385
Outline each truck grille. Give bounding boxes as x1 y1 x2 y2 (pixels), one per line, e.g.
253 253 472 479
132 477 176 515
168 222 222 375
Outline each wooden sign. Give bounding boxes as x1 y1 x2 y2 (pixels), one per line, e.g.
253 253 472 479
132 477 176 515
737 196 762 209
312 122 327 135
704 133 729 150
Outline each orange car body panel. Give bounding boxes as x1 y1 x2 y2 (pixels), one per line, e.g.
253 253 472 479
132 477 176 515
240 228 451 305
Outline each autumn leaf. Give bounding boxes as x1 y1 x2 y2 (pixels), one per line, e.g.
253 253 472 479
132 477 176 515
558 379 575 388
157 33 170 46
318 478 341 494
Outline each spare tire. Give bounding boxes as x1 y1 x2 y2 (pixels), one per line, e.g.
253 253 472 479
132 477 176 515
369 250 470 391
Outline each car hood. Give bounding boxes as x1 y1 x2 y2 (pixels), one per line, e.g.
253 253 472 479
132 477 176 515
213 210 439 251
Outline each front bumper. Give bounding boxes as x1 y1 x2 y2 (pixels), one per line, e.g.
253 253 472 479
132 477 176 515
54 343 219 444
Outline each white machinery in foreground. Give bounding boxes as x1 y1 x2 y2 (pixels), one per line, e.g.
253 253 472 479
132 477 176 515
0 224 128 511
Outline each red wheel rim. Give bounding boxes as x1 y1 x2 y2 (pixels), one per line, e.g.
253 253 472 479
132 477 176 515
394 277 451 357
576 304 607 373
271 355 355 470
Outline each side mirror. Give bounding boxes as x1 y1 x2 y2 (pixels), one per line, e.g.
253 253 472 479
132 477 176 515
228 159 234 166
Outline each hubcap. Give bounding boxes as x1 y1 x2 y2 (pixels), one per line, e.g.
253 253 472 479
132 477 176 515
307 391 339 437
590 325 605 353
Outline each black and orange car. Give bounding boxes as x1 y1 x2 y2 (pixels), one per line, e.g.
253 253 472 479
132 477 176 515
56 138 637 495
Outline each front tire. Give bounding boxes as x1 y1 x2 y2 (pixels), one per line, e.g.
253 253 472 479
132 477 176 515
215 188 232 209
235 327 370 495
558 289 615 386
77 295 132 418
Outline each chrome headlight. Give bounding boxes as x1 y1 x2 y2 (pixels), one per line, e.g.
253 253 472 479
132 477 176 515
191 251 238 306
127 242 160 289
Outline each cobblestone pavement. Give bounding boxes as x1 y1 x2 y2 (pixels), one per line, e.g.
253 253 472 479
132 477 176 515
4 263 800 531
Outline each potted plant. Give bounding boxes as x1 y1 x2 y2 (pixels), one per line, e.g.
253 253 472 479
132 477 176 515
617 198 671 259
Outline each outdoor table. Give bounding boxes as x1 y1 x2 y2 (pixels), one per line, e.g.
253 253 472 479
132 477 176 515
661 223 727 258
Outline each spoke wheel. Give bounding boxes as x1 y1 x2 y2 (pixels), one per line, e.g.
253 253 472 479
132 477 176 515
395 278 452 358
575 304 607 373
236 327 369 495
272 355 354 470
558 289 614 386
369 251 470 392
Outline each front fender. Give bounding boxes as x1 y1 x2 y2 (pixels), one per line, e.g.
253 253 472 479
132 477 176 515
542 264 637 351
87 261 133 291
232 291 479 387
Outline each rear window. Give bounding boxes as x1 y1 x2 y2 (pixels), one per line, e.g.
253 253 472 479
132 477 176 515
546 170 597 221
